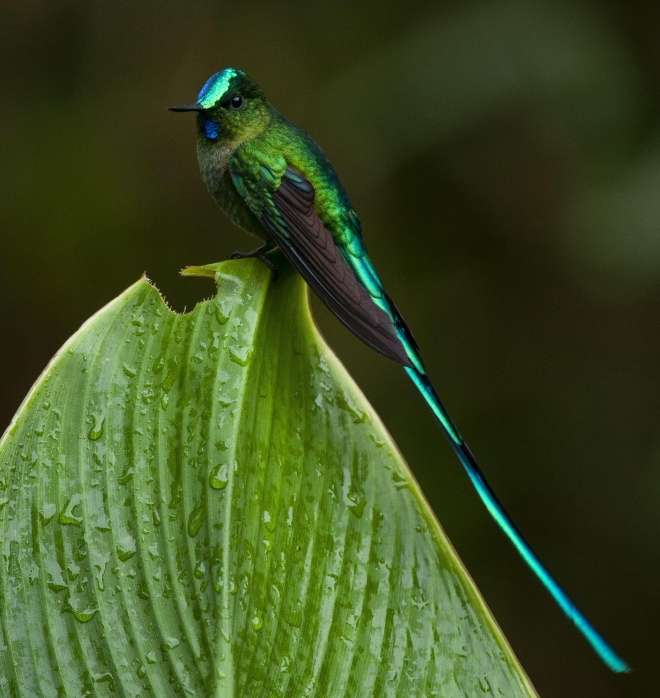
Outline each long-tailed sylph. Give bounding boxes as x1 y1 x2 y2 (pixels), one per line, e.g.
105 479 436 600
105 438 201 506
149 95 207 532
170 67 629 673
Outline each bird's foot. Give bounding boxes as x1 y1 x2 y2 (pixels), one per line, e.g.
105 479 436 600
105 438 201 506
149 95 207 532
231 243 277 273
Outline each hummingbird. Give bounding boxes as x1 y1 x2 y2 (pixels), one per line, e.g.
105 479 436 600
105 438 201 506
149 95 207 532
170 67 629 673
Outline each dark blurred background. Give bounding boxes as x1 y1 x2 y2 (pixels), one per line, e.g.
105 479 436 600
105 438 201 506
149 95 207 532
1 1 657 695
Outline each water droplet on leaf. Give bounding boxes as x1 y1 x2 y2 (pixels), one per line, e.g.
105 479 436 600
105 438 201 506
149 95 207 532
163 636 180 650
187 505 204 538
59 494 83 526
194 560 205 579
209 463 228 490
116 534 137 561
66 603 98 623
229 346 251 367
87 414 105 441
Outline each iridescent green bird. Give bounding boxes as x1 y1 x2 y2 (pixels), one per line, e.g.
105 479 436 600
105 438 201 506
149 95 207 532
170 67 629 673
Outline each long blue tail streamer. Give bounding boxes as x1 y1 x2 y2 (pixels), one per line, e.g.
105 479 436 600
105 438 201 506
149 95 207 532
404 366 630 673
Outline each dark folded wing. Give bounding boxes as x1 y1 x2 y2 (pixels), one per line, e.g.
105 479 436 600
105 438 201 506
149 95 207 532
251 168 413 367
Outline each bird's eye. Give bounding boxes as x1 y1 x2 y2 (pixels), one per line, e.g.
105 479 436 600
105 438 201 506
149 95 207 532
229 94 244 110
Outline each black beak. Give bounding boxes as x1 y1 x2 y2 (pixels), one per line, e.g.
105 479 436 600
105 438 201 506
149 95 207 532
168 104 204 112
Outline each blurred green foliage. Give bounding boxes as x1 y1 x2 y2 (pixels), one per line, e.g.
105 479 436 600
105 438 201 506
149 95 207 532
1 1 657 695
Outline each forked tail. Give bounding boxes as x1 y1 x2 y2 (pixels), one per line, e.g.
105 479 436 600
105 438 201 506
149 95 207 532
404 366 630 673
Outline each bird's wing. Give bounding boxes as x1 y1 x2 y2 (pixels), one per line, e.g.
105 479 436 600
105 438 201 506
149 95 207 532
229 160 414 367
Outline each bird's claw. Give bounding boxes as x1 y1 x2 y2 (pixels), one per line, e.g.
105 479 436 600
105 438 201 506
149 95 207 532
231 244 277 274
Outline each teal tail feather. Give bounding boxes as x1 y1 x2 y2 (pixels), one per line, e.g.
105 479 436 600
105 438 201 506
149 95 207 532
404 366 630 673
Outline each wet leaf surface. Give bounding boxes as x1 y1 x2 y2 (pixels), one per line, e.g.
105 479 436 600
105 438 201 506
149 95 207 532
0 256 536 696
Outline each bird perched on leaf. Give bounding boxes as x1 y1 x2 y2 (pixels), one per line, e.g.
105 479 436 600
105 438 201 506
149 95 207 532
170 67 629 673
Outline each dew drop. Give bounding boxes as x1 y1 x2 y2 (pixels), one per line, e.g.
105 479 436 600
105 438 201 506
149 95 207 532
88 413 105 440
194 560 205 579
116 534 137 561
251 615 262 631
163 636 180 650
92 672 115 691
335 391 367 424
117 467 134 486
67 603 98 623
262 510 276 532
346 491 366 518
137 581 150 600
94 555 109 591
369 433 386 448
391 471 409 490
229 346 251 367
215 303 231 325
40 502 57 525
162 370 177 392
187 505 204 538
209 463 228 490
46 567 68 592
59 494 83 526
67 560 81 579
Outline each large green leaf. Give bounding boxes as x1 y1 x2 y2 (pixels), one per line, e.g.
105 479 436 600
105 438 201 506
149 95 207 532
0 256 537 696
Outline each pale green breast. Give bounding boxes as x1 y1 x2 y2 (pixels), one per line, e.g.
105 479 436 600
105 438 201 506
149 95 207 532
197 136 267 239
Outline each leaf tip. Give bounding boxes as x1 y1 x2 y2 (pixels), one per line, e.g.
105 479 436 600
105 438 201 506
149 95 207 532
180 264 221 279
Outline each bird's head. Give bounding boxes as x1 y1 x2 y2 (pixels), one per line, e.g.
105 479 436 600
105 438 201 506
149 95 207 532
169 68 271 144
